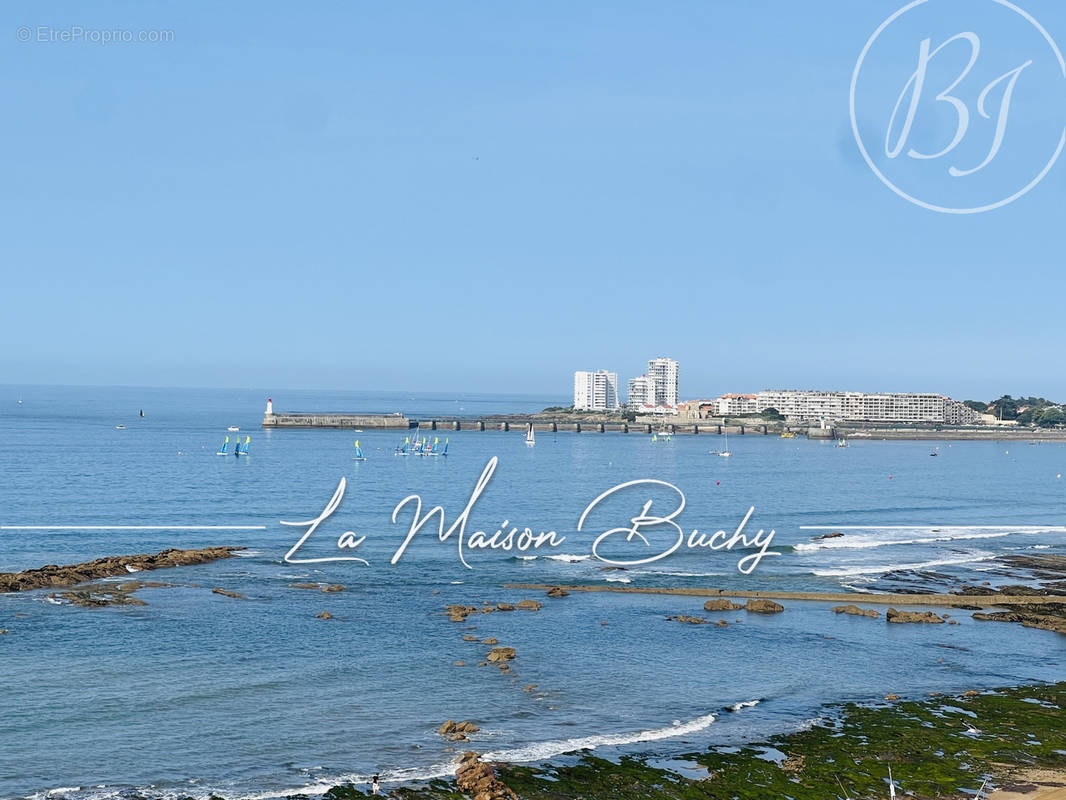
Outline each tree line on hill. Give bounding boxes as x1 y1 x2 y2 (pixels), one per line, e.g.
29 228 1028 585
964 396 1066 427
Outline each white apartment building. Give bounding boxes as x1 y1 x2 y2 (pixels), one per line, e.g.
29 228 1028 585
752 390 979 425
647 357 680 409
715 394 758 415
573 370 620 411
627 375 656 408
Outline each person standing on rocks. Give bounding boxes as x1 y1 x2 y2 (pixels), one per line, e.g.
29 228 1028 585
371 773 380 795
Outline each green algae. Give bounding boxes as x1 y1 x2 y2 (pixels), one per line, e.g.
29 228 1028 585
368 683 1066 799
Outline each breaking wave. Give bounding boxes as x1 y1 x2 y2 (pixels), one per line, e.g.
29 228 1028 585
481 712 719 763
812 554 997 577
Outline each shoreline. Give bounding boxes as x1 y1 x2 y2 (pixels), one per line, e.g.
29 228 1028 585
503 584 1066 607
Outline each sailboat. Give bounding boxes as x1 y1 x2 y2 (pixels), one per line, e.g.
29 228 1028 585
216 435 230 456
353 440 367 461
837 437 849 448
428 436 443 456
712 431 732 457
235 436 251 456
394 436 410 456
525 423 535 447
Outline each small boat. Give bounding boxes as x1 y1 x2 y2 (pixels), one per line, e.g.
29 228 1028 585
394 436 410 456
353 440 367 461
837 438 848 448
717 431 732 457
427 436 446 456
929 451 938 456
227 426 240 432
115 424 126 430
525 423 536 447
216 435 230 455
780 432 795 439
235 436 251 456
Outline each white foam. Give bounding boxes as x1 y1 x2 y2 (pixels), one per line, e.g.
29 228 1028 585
514 555 538 561
545 554 592 562
812 554 996 577
481 712 718 763
233 760 460 800
794 529 1036 553
729 699 761 711
604 574 631 583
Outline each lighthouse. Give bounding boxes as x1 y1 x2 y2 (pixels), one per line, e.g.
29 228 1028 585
265 397 274 415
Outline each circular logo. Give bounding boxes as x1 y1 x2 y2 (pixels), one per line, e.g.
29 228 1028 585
850 0 1066 213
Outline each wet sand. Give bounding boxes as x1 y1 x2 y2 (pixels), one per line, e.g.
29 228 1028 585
989 770 1066 799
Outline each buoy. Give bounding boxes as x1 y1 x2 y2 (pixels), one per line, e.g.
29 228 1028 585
716 480 720 485
889 475 893 480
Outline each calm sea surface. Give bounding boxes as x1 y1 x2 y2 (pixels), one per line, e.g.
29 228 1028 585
2 386 1065 799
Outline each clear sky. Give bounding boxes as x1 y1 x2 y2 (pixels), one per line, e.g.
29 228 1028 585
2 0 1064 401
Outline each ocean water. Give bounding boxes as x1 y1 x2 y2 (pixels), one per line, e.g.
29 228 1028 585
2 386 1066 799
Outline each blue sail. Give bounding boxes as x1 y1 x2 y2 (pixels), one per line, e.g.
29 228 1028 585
354 439 366 460
216 436 229 455
237 436 250 455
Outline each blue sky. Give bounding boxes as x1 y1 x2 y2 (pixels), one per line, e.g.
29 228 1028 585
2 0 1064 401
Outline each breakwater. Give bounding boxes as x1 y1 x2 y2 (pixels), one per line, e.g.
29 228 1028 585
259 407 1066 440
503 584 1066 607
263 411 411 429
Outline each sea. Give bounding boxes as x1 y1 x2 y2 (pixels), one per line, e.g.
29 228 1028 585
2 385 1065 800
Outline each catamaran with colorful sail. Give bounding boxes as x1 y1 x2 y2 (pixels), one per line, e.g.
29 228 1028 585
353 440 367 461
394 436 410 456
235 436 251 456
216 436 230 456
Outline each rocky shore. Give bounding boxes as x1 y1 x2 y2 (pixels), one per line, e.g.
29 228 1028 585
310 683 1066 799
503 583 1066 608
0 547 243 593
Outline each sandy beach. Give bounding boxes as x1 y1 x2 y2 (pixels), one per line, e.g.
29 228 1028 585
989 770 1066 799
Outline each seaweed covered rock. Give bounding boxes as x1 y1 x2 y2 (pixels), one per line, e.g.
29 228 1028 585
0 547 242 593
831 604 880 618
487 647 516 662
455 751 519 800
886 608 944 624
705 598 743 611
666 614 708 625
746 599 784 614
